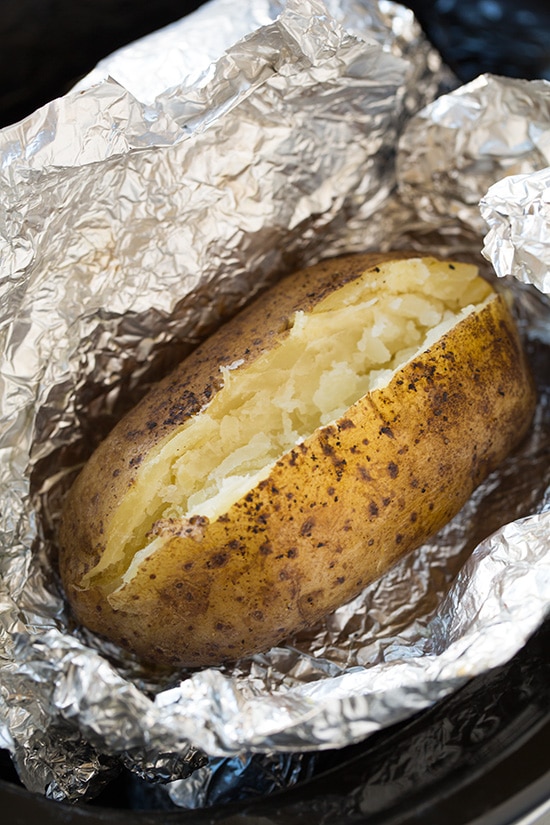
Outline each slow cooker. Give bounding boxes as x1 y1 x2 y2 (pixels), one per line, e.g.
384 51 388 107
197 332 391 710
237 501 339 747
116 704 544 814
0 2 548 823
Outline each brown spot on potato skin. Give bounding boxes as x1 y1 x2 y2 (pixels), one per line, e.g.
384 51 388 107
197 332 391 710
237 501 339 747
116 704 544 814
215 621 233 632
321 441 335 458
297 590 324 621
357 465 372 482
206 553 229 568
227 539 246 552
338 419 355 430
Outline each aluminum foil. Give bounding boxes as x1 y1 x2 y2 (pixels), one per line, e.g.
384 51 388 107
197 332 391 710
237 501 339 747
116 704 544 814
481 165 550 296
0 0 549 809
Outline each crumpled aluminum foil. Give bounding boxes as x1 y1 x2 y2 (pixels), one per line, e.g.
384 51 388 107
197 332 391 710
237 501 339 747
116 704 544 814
73 0 451 108
481 165 550 296
0 0 549 809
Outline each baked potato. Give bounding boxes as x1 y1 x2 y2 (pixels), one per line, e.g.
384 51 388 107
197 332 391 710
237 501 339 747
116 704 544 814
58 252 536 668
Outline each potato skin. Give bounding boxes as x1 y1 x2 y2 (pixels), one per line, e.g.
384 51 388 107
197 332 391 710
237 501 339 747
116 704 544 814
58 253 536 668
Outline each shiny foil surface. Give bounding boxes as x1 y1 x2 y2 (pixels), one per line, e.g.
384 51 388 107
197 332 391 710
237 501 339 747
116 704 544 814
0 0 549 807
